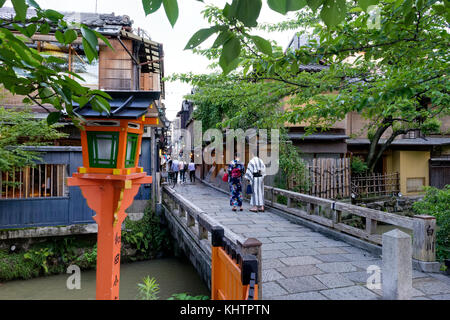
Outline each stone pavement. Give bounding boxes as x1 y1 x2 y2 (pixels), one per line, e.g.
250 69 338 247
172 182 450 300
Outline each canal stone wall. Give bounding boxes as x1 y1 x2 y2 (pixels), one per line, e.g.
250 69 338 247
161 204 212 290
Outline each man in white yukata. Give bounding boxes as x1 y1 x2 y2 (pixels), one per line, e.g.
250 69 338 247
245 150 266 212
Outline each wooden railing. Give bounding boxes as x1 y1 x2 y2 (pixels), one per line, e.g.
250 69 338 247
264 185 437 263
161 185 262 300
211 226 258 300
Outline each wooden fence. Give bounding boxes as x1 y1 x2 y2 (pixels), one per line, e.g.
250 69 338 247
351 172 400 199
288 158 400 200
289 158 351 199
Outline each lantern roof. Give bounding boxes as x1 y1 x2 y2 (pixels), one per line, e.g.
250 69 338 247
73 90 161 119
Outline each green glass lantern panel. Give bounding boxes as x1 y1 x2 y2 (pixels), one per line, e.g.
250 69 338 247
87 131 119 168
125 133 139 168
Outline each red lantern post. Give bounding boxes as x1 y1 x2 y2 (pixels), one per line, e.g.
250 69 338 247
67 91 160 300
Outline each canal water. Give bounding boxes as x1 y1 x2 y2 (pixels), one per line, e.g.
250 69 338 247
0 257 209 300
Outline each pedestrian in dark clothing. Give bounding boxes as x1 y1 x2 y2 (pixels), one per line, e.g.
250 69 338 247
227 155 245 212
179 160 187 183
188 161 196 182
171 158 179 186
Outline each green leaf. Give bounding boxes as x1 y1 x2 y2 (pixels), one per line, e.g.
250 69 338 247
221 36 241 67
93 30 113 50
219 36 241 74
47 112 61 125
357 0 379 11
404 10 415 24
44 9 64 21
11 0 27 21
91 96 111 114
54 30 65 44
81 26 98 52
26 0 40 9
64 29 78 44
184 27 218 50
223 2 237 19
268 0 307 14
251 35 272 56
142 0 162 15
0 0 7 8
163 0 178 27
25 24 37 37
39 22 50 34
235 0 262 27
320 0 347 27
306 0 323 11
82 38 96 62
212 30 233 48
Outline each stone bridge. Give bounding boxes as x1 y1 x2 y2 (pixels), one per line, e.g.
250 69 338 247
160 181 450 300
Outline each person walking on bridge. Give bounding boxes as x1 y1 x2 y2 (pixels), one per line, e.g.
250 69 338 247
245 151 266 212
171 157 179 187
226 154 245 212
188 159 196 183
179 159 187 183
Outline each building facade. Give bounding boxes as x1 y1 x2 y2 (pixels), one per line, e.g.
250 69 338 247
0 8 168 230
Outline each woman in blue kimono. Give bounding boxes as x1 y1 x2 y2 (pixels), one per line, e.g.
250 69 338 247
227 156 245 212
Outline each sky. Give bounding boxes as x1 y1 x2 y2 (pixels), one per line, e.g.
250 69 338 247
6 0 297 120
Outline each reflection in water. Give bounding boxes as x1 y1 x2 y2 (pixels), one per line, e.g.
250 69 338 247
0 258 209 300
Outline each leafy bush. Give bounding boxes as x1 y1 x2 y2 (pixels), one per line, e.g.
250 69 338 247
413 185 450 261
23 248 53 274
0 250 39 281
279 141 310 192
351 156 368 175
122 205 172 260
75 245 97 269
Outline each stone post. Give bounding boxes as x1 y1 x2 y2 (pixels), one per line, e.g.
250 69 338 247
239 238 262 299
412 215 439 272
382 229 412 300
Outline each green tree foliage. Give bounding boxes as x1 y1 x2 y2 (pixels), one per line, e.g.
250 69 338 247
0 107 66 172
0 0 113 128
413 185 450 261
280 1 450 172
142 0 450 74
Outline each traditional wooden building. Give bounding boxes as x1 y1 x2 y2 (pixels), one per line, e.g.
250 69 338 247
0 8 169 231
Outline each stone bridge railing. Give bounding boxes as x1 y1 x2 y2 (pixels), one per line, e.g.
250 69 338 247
263 185 438 272
161 184 262 296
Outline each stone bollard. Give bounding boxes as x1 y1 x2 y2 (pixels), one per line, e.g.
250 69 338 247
382 229 412 300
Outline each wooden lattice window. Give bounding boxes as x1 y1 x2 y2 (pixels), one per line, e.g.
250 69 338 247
0 164 66 199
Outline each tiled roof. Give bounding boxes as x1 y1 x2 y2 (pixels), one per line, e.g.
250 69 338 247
0 7 132 29
73 91 160 119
